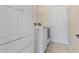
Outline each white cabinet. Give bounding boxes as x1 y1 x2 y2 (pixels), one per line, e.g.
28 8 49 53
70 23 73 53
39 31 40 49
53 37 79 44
21 12 34 37
0 6 18 44
0 6 34 53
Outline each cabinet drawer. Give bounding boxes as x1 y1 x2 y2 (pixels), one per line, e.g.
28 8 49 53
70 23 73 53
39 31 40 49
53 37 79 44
20 44 34 53
0 35 34 53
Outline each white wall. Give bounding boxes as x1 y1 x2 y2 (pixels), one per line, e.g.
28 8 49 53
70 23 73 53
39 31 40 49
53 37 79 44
48 6 68 44
69 6 79 52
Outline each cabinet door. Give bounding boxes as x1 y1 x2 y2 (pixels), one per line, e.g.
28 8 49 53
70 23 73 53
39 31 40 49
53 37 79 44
0 6 18 44
21 12 34 37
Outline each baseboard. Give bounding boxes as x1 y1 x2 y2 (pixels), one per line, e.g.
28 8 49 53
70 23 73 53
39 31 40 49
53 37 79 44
50 41 68 46
50 40 68 45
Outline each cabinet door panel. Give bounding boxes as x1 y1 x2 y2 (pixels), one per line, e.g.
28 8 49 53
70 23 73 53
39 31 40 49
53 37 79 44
21 12 34 37
0 6 18 44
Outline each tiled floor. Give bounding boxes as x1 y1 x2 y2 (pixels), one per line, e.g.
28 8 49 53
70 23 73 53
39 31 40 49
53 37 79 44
47 42 71 53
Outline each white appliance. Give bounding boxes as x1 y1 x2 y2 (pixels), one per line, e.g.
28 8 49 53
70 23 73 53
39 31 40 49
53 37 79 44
34 24 49 53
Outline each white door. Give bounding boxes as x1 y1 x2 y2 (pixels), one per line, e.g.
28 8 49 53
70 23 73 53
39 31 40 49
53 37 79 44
49 6 68 44
0 6 18 44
